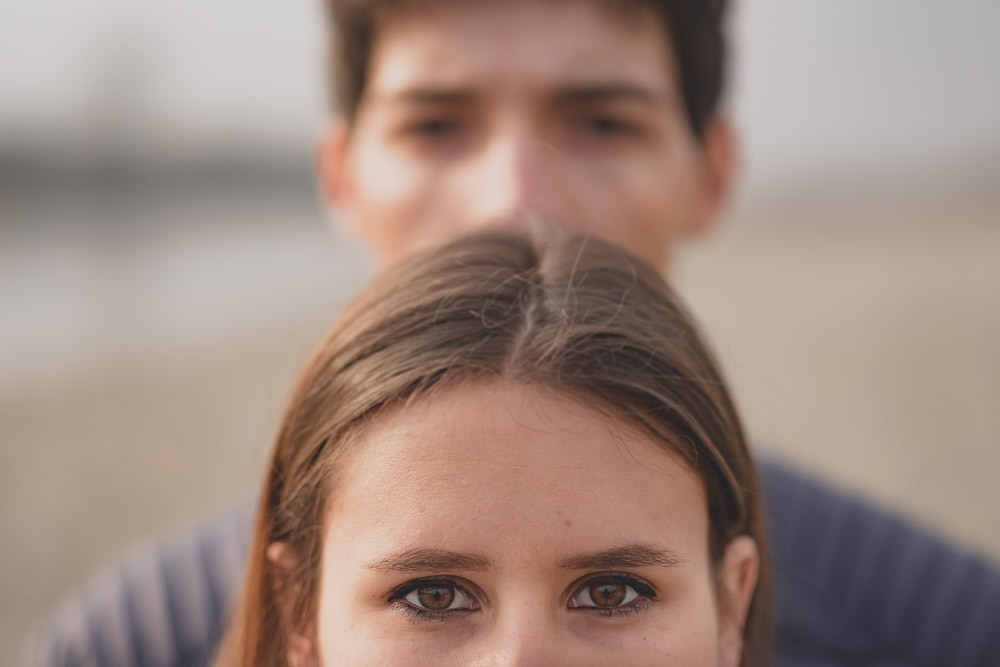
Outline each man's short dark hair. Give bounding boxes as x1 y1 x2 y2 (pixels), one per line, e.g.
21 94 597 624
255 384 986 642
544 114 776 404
325 0 728 138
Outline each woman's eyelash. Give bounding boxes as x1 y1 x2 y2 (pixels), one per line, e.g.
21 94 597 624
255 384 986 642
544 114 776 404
576 571 657 597
387 576 465 601
610 572 657 598
387 577 435 602
584 596 652 620
387 577 478 623
387 572 656 623
568 571 658 618
391 602 455 624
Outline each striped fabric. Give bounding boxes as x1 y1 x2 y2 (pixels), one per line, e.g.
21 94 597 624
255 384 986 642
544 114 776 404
23 502 253 667
761 460 1000 666
23 460 1000 666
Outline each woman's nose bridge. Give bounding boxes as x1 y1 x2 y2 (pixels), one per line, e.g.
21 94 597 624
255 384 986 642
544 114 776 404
484 595 564 666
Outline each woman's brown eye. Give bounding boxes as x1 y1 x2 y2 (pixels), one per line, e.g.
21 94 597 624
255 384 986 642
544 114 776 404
416 584 455 610
568 574 652 611
398 581 478 613
589 581 627 607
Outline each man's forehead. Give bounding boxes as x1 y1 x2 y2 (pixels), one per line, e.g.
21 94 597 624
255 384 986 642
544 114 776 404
364 0 677 100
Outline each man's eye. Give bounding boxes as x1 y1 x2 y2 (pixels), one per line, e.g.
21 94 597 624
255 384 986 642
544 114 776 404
405 118 463 138
578 115 637 137
567 574 656 611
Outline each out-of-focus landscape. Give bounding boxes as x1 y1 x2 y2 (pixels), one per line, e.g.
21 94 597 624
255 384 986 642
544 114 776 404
2 1 999 664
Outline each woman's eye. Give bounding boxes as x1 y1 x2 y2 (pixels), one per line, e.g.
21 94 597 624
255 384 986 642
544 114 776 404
568 575 654 611
393 579 479 614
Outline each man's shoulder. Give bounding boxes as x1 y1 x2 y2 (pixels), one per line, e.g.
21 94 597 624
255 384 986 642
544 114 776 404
759 456 1000 667
22 500 254 667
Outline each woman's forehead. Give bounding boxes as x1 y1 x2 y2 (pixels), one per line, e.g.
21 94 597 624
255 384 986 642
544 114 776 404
324 381 709 562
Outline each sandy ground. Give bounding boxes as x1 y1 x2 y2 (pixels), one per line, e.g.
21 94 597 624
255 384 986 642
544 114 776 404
2 193 998 663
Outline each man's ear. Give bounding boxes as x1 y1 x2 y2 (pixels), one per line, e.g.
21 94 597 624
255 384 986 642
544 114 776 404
317 119 361 235
692 116 738 237
266 542 320 667
716 535 759 667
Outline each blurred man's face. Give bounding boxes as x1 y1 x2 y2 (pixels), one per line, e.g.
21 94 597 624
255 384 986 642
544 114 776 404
320 0 733 269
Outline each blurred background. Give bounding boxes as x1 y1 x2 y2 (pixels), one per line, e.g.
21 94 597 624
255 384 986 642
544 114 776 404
2 0 999 662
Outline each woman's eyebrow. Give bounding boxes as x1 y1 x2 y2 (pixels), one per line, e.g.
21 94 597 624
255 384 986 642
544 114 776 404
363 548 495 573
362 542 684 573
556 542 686 570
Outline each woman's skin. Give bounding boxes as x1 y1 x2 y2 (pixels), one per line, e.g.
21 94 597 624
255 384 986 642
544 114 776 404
273 381 758 666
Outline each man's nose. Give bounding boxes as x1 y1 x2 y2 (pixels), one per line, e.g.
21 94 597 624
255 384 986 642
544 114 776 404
463 126 558 227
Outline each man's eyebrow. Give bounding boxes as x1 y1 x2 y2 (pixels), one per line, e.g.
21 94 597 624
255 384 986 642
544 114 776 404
363 548 495 573
556 542 686 570
382 86 476 106
554 83 669 107
378 83 668 107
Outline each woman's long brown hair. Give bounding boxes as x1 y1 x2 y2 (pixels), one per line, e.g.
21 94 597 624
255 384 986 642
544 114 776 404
215 228 770 666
